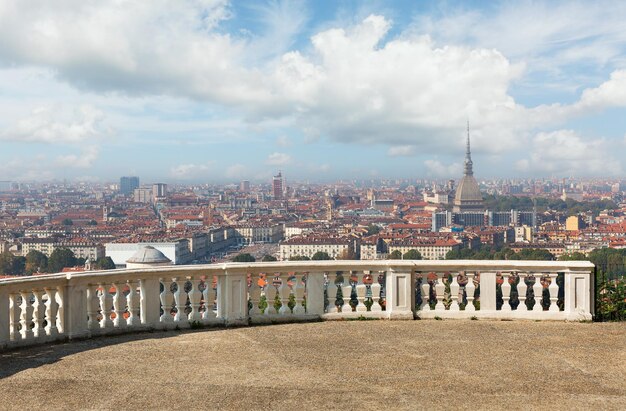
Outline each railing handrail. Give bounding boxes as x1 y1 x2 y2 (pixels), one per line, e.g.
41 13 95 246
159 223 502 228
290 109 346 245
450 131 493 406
0 260 594 290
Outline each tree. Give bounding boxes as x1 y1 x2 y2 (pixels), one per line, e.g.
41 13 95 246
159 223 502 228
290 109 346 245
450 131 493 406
87 220 98 226
232 253 255 262
558 252 588 261
289 255 310 261
389 250 402 260
48 248 77 273
366 224 381 236
94 257 116 270
261 254 277 262
25 250 48 274
311 251 331 260
337 248 358 260
0 251 26 275
403 249 422 260
62 218 73 226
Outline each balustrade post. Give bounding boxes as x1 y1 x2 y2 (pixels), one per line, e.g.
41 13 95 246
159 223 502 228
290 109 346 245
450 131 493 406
370 280 382 312
564 270 593 320
86 284 100 331
548 273 559 312
465 272 476 312
517 273 528 311
0 288 9 347
127 280 141 327
188 276 202 322
159 278 174 325
420 274 431 311
218 271 248 326
112 282 126 328
202 276 217 321
141 278 161 327
44 287 59 337
278 275 292 315
479 272 497 312
173 277 189 326
355 272 367 312
449 274 460 312
98 283 113 329
533 274 544 312
341 274 353 313
9 292 21 342
434 273 446 312
501 273 511 312
62 281 89 339
19 290 34 340
385 269 415 320
263 280 277 316
304 271 324 316
326 272 339 313
293 273 306 315
32 290 46 338
248 274 262 316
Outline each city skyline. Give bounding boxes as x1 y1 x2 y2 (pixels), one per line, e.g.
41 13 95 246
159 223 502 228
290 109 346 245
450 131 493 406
2 0 626 182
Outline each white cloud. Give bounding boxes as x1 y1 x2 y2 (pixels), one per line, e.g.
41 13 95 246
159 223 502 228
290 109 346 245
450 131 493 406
424 160 462 178
387 145 415 157
225 163 248 179
516 130 621 176
1 105 104 144
55 146 99 168
266 152 292 166
275 135 291 147
170 162 213 179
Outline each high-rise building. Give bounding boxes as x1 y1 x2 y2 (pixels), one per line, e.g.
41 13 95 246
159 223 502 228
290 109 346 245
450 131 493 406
153 183 167 200
240 180 250 192
133 188 153 203
120 176 139 195
453 123 484 212
272 172 283 200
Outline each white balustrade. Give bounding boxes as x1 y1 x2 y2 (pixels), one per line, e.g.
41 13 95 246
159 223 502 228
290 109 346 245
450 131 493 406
0 260 596 350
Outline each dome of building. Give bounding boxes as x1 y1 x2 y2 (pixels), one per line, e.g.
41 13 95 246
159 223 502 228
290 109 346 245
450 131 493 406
453 123 484 212
126 245 172 268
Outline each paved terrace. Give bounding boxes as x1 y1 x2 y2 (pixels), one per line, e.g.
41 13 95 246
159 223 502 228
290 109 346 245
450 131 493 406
1 321 625 410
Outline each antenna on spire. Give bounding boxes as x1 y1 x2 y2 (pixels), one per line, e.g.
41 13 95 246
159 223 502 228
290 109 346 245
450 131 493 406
463 120 473 176
466 120 471 155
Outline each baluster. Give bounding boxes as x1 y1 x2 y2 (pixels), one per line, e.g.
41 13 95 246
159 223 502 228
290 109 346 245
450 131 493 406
99 283 114 328
341 272 353 313
44 286 59 336
293 273 306 315
517 273 528 311
548 273 559 312
532 274 544 312
188 276 202 322
501 272 512 312
87 284 100 330
249 274 262 316
19 291 34 340
326 272 339 313
278 274 291 315
113 282 126 328
465 272 476 312
434 273 446 311
449 274 460 311
160 278 174 323
264 278 277 315
370 279 382 312
420 274 431 311
127 280 141 326
202 276 217 320
32 290 46 338
9 293 21 341
355 271 367 312
173 278 189 325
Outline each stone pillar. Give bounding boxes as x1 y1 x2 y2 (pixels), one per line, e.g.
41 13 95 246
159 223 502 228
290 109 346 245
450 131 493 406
62 282 89 339
305 272 325 317
385 269 415 320
479 272 497 312
219 271 249 326
0 288 9 348
564 271 593 321
140 278 161 327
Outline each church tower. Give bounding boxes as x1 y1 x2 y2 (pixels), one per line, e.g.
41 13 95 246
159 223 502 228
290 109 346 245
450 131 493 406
453 122 484 212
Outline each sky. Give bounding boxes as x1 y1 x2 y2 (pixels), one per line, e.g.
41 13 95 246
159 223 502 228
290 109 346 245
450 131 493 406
1 0 626 184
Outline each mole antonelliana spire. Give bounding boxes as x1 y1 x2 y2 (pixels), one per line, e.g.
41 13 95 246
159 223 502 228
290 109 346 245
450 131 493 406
453 121 483 212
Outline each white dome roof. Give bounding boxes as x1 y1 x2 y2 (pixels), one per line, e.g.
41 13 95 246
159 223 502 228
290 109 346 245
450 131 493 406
126 245 171 264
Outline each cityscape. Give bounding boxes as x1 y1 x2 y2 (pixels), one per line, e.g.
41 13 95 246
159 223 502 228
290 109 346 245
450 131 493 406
1 1 625 409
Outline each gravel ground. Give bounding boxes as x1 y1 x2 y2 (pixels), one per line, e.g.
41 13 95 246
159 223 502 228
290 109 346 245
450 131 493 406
0 321 625 410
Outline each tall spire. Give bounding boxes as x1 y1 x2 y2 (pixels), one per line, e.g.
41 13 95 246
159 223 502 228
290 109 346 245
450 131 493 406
464 120 473 176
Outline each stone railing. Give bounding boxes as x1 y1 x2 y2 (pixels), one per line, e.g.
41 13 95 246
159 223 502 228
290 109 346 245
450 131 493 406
0 260 595 350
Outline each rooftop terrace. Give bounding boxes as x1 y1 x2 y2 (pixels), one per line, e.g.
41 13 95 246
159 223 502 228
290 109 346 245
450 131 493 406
1 321 624 409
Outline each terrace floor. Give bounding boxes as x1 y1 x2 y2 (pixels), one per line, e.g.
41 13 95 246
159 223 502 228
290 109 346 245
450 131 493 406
1 320 625 410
